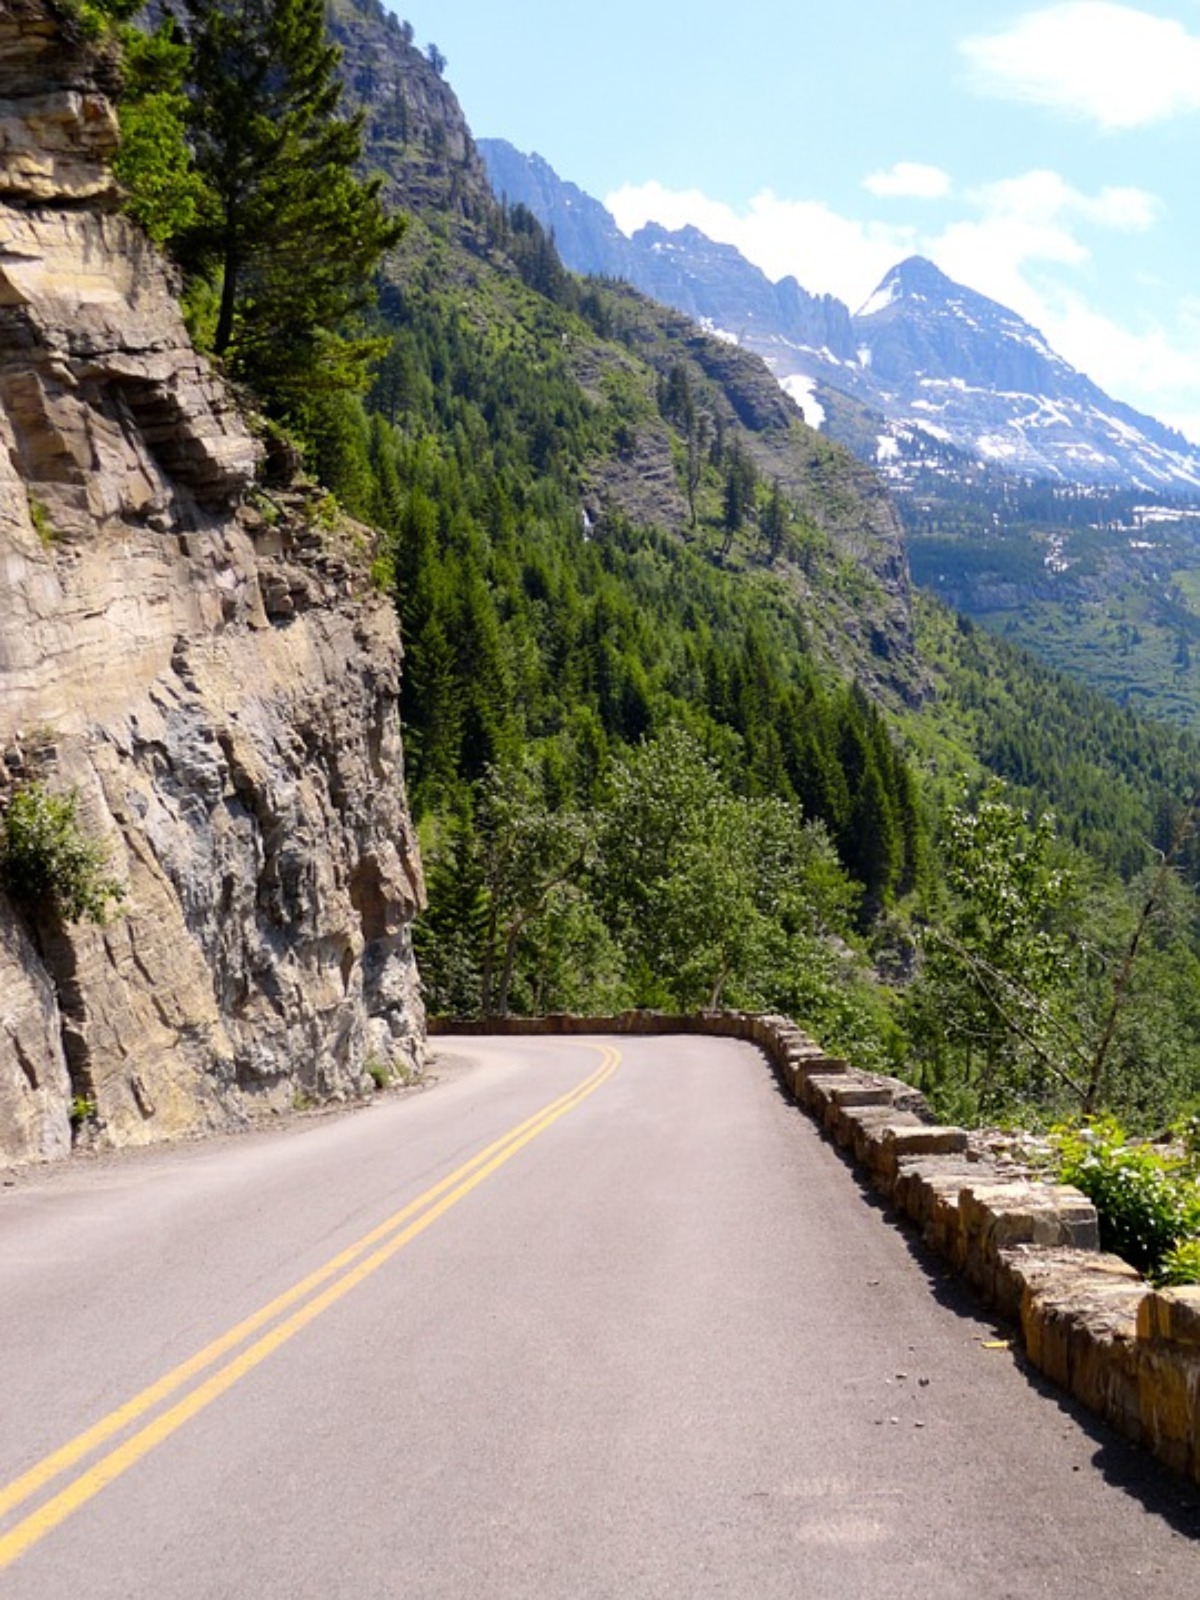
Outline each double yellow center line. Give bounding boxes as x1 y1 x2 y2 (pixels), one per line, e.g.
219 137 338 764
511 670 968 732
0 1044 621 1571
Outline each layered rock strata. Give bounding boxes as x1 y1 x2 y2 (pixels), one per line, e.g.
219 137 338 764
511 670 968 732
0 1 424 1164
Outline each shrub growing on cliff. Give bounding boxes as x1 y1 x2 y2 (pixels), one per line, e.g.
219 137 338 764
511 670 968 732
57 0 142 39
111 15 210 246
0 782 125 925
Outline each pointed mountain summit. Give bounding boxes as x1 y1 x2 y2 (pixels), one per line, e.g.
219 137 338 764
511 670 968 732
852 257 1200 488
854 255 1067 391
477 142 1200 492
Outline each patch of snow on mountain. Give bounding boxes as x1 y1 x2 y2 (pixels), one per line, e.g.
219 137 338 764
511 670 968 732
699 317 740 347
856 279 900 319
977 435 1021 460
781 374 826 429
1137 506 1198 526
1010 328 1057 360
876 435 899 462
949 305 982 330
1097 411 1149 446
1016 400 1071 430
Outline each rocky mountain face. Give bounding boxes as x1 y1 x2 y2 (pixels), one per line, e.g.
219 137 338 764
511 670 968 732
0 1 424 1165
629 223 854 358
481 141 1200 494
852 257 1200 491
480 139 635 278
478 139 854 373
328 0 495 225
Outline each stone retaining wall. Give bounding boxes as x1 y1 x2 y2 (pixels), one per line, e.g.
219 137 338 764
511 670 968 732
431 1009 1200 1483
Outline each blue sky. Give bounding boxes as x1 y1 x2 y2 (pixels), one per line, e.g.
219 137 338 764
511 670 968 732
407 3 1200 441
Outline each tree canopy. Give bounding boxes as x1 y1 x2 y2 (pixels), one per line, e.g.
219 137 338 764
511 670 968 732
109 0 403 425
177 0 402 415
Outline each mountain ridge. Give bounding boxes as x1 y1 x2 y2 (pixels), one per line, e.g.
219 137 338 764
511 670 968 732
479 139 1200 495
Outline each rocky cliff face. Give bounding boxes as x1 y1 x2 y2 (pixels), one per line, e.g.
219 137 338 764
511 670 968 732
327 0 495 225
0 1 424 1165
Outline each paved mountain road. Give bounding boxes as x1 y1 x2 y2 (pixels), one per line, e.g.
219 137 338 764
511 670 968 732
0 1035 1196 1597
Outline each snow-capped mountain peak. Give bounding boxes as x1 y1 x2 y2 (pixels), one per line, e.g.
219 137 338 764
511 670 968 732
850 259 1200 489
477 141 1200 494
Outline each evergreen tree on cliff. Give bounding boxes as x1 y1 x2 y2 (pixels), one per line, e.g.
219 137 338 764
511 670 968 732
177 0 402 417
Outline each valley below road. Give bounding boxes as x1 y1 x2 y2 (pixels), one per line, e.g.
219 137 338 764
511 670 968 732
0 1034 1196 1598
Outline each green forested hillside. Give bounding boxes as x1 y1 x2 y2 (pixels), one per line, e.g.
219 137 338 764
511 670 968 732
101 0 1200 1133
305 216 925 1057
901 472 1200 734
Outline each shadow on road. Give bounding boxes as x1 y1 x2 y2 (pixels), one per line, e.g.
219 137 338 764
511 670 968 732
769 1075 1200 1542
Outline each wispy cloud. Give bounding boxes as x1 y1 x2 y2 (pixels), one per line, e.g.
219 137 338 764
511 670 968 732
929 170 1159 310
863 163 952 201
961 3 1200 129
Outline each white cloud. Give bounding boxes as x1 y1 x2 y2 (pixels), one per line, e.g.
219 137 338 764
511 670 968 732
1045 297 1200 404
961 3 1200 129
926 170 1159 319
606 182 914 309
970 170 1158 232
863 162 952 201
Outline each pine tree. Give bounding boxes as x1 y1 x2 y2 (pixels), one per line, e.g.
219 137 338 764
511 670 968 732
761 477 788 562
178 0 403 417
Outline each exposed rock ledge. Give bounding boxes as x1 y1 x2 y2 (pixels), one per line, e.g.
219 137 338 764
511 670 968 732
0 1 425 1164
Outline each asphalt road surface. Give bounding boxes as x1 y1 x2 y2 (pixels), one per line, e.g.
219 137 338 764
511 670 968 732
1 1035 1197 1598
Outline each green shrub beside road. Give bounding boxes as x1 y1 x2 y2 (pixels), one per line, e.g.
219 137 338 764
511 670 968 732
1055 1117 1200 1282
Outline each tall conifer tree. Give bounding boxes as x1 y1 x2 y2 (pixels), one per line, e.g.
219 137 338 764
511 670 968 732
179 0 402 416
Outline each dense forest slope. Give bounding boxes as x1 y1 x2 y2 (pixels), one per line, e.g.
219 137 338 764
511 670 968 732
481 136 1200 738
304 0 1200 1127
0 0 424 1164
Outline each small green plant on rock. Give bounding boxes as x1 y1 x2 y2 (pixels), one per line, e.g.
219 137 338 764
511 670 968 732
0 782 125 925
365 1058 391 1091
27 496 55 548
69 1094 98 1131
1158 1238 1200 1287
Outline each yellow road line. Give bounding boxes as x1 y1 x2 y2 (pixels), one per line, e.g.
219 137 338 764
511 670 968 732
0 1048 613 1524
0 1045 620 1571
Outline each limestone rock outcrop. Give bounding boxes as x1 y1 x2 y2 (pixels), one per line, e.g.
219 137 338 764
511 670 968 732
0 1 425 1165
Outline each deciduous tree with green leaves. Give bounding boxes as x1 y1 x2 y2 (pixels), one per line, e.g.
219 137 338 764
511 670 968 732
906 781 1083 1116
596 727 861 1012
